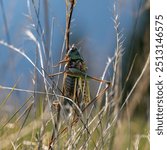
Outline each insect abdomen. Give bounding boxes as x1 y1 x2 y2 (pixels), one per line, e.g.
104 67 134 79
64 75 76 105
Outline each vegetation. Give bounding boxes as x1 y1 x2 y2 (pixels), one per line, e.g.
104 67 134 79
0 0 149 149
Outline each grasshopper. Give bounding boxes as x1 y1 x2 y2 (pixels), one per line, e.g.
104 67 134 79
49 44 111 120
48 45 111 149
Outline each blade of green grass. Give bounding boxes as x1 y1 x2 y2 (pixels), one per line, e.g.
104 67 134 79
0 96 33 130
15 101 34 142
0 83 17 111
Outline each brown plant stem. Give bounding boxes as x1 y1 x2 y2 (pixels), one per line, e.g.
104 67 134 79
65 1 75 52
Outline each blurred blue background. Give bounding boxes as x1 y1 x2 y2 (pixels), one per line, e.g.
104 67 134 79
0 0 149 105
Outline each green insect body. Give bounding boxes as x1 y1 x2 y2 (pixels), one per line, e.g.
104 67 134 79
63 45 90 115
50 45 110 118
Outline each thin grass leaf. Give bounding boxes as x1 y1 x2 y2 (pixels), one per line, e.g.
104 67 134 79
15 101 34 123
15 101 34 142
0 85 53 95
0 40 43 78
0 96 33 130
98 55 150 144
0 83 17 111
0 0 11 44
